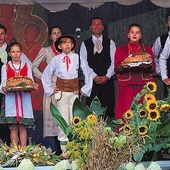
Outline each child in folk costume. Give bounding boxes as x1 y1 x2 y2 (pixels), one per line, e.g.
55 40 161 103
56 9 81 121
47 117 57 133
41 35 92 155
0 42 35 147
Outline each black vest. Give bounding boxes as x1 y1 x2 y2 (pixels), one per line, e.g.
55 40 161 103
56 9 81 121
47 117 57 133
84 37 111 76
160 33 170 76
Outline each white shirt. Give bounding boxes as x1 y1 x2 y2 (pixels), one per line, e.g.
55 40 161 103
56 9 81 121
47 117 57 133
42 51 93 97
159 35 170 80
152 30 170 74
80 35 116 79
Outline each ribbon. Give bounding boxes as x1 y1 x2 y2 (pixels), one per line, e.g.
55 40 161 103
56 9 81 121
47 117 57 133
62 56 71 71
15 92 24 122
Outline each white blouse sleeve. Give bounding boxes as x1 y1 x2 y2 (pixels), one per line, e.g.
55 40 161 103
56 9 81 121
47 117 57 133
0 64 7 93
159 37 170 80
152 36 161 74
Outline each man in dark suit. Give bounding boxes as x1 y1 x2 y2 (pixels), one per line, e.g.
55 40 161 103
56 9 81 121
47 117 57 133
80 17 116 119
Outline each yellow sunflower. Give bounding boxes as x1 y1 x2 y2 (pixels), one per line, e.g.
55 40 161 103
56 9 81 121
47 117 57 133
146 81 157 93
72 116 82 126
146 100 158 111
144 93 156 101
138 125 148 135
87 113 98 124
123 124 132 135
160 103 170 112
124 110 133 119
148 110 160 121
138 109 147 118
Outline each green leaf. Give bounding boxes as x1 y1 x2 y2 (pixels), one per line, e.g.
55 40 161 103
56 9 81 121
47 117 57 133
50 103 69 136
106 118 120 131
89 96 105 116
72 98 86 119
65 126 72 137
133 151 144 163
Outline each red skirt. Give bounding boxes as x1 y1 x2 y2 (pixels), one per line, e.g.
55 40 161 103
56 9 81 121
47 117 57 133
115 84 144 119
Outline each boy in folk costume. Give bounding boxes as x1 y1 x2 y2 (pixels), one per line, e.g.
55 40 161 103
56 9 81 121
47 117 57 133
41 35 92 155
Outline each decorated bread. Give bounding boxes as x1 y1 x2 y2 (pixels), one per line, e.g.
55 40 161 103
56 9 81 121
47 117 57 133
5 76 36 91
124 53 152 63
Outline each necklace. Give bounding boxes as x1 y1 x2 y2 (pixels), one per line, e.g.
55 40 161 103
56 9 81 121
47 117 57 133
11 61 21 71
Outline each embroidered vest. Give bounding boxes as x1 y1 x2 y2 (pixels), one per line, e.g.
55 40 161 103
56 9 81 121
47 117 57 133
7 63 28 78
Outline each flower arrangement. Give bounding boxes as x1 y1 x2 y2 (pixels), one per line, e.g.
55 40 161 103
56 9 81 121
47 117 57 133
1 82 169 169
50 97 140 170
0 143 60 167
120 81 170 162
51 81 170 169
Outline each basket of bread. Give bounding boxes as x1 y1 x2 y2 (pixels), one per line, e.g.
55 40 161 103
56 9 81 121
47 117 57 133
123 53 152 67
5 76 37 92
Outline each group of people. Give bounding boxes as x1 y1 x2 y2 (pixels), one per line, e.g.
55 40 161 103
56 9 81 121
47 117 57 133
0 12 170 157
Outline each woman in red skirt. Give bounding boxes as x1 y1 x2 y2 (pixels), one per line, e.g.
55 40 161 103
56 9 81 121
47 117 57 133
114 23 155 119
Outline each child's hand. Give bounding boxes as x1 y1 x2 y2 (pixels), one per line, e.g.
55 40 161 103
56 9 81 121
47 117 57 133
53 86 60 94
80 91 85 96
74 90 78 95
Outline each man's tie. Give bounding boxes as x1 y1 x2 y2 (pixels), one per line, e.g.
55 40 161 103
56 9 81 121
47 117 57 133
94 39 103 54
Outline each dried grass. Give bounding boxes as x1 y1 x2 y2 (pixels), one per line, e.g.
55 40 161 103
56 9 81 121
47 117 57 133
85 122 139 170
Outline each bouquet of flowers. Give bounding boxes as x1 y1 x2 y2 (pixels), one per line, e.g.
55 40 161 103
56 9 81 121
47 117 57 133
0 143 60 167
50 81 170 169
120 81 170 162
50 97 140 170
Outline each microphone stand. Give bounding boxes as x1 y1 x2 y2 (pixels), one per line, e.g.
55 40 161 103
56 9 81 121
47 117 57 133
75 28 84 102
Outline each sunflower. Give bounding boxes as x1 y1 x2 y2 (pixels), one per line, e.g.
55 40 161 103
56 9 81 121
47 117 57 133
144 93 156 101
160 103 170 112
148 110 160 121
87 113 98 124
138 109 147 118
123 124 132 135
124 110 133 119
72 116 82 126
146 100 158 111
138 125 148 135
146 81 157 93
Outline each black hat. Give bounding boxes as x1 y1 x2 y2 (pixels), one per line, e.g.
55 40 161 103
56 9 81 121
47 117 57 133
55 34 77 52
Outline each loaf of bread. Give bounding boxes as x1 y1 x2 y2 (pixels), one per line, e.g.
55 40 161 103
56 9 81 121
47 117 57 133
6 76 35 90
124 53 152 63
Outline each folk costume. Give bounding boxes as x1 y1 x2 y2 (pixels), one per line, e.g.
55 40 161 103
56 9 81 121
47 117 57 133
33 44 60 138
153 31 170 97
42 35 92 152
0 43 32 145
114 42 155 119
0 61 34 125
80 35 116 118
